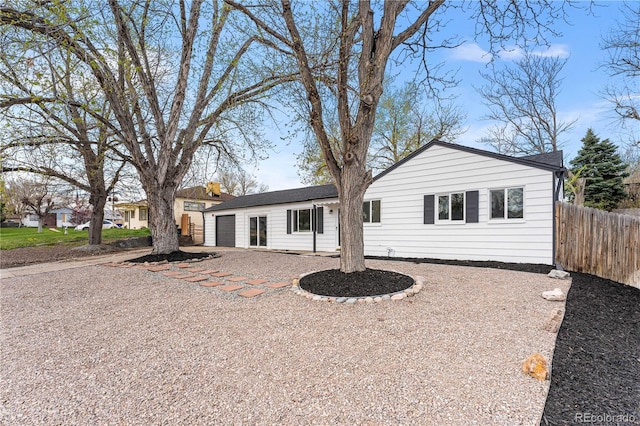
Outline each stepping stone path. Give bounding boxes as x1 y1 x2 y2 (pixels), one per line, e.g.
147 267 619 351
104 260 293 299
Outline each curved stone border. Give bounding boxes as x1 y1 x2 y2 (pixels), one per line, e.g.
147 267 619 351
291 270 425 303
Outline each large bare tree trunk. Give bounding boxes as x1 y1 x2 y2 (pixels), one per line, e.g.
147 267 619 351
88 194 107 246
146 186 180 254
338 165 368 272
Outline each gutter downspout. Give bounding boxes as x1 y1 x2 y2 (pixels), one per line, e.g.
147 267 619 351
202 210 206 245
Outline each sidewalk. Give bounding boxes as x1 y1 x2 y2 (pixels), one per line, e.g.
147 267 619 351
0 248 153 279
0 246 335 280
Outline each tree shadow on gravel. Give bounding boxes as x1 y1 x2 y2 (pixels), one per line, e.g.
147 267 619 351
127 251 219 263
540 273 640 425
299 268 414 298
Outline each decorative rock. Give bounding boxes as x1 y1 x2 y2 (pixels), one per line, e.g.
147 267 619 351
413 283 423 292
346 298 357 304
364 297 373 304
292 278 300 287
374 297 382 303
312 295 323 301
548 269 570 279
391 293 406 301
542 288 566 301
382 295 391 301
415 276 425 285
336 297 347 303
522 353 549 381
543 309 564 333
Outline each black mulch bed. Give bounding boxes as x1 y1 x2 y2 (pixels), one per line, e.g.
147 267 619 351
364 255 552 274
541 273 640 426
299 268 414 298
127 251 218 264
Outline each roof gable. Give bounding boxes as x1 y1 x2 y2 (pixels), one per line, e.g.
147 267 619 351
373 139 564 182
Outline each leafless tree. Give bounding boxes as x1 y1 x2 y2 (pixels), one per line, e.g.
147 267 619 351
297 81 467 183
601 1 640 147
1 0 295 254
4 176 59 232
477 53 576 155
0 38 127 245
218 167 268 196
369 82 466 173
229 0 578 273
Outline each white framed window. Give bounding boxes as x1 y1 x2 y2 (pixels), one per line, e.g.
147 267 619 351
184 201 205 211
139 207 148 221
490 187 524 220
293 209 311 232
363 200 381 223
437 192 465 222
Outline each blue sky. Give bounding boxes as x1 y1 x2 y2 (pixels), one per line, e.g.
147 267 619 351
250 2 634 191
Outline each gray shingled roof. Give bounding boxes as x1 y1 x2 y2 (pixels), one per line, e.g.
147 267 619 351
520 151 564 168
204 184 338 212
205 140 565 212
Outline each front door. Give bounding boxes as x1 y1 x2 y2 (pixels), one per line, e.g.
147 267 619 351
249 216 267 247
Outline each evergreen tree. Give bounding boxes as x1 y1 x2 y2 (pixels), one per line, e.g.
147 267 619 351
570 129 628 211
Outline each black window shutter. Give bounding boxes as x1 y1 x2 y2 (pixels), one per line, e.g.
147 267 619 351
286 209 292 234
317 207 324 234
424 195 435 224
466 190 479 223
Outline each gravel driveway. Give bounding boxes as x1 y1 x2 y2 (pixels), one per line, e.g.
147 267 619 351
1 249 569 425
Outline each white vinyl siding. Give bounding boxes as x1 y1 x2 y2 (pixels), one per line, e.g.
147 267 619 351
363 144 555 264
204 200 339 252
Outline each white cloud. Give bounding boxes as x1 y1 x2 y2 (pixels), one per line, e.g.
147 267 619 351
497 46 525 61
497 44 571 61
450 42 492 63
532 44 571 59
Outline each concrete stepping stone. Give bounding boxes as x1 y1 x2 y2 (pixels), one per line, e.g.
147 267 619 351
227 276 247 282
176 263 192 268
200 281 224 287
199 270 219 275
163 271 184 276
246 279 268 285
184 276 208 283
211 272 233 278
171 274 195 280
148 265 171 272
265 282 291 289
218 284 243 292
188 268 206 273
239 288 265 298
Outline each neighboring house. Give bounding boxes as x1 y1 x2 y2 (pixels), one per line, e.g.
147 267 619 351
21 207 73 228
21 213 44 228
115 185 233 243
175 185 234 231
53 207 74 227
114 200 149 230
203 140 565 265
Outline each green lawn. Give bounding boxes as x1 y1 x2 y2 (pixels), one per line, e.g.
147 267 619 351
0 226 151 250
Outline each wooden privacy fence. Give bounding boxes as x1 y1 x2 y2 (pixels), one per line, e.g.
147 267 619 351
555 202 640 287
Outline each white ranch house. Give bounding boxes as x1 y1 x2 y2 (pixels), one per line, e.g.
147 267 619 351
203 141 565 265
